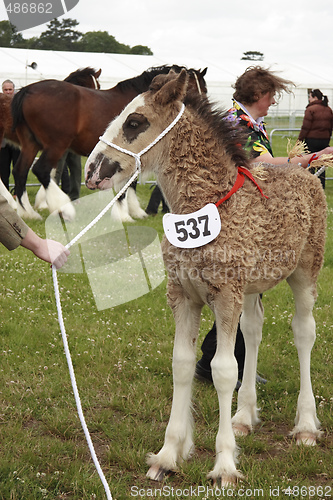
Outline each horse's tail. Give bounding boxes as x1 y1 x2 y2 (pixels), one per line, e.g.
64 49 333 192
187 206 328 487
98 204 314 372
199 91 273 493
11 86 30 131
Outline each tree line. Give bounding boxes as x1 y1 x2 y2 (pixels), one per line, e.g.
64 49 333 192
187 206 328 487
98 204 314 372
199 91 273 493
0 18 153 55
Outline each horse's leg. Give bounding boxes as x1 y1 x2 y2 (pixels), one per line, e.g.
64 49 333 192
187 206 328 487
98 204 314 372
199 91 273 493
34 164 56 210
232 294 263 436
111 191 134 223
207 297 243 486
126 181 148 219
34 185 48 210
32 150 75 221
147 289 202 480
12 145 42 220
287 271 322 445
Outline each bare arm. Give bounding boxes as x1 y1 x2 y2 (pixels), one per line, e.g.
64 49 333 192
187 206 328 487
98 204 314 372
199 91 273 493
253 146 333 168
20 228 70 269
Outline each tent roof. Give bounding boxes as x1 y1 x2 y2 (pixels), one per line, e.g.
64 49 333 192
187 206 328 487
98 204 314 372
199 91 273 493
1 47 333 114
2 47 333 89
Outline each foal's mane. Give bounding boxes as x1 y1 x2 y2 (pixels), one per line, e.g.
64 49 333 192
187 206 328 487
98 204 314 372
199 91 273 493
116 65 204 94
184 92 250 168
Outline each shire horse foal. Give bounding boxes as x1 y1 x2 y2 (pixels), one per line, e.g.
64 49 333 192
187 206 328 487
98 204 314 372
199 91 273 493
84 70 327 486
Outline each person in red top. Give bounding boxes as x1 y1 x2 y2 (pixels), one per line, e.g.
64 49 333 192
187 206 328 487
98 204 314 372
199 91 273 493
298 89 333 188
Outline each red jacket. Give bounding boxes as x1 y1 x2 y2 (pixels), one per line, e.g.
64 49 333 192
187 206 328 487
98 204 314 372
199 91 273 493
298 101 333 140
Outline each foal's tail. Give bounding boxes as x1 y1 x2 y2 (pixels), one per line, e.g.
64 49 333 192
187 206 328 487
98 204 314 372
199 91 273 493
11 86 30 131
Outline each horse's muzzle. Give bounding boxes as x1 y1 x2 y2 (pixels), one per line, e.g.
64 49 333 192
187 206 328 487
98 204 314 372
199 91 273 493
85 152 122 190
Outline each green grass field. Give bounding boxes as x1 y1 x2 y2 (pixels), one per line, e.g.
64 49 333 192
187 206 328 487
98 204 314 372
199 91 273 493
0 146 332 499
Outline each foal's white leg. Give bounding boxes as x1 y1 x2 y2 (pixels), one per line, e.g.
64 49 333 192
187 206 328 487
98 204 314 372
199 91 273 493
207 304 242 486
147 297 201 480
232 294 263 435
287 277 321 445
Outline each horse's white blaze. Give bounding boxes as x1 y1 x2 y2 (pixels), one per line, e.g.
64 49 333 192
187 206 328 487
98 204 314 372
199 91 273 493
102 94 145 143
85 95 145 180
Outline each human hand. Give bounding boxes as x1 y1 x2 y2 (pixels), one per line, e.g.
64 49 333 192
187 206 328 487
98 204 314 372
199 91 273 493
20 229 70 268
45 240 70 269
317 146 333 157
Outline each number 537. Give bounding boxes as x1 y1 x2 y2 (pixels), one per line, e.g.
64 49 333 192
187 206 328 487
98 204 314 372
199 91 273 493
175 215 211 242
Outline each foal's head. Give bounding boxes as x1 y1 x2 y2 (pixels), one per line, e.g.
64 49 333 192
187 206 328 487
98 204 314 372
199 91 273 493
85 70 248 191
85 70 190 190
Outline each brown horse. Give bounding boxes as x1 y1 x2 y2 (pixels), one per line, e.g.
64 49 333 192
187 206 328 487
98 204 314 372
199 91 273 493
0 67 101 147
0 67 102 212
11 65 207 220
84 70 326 486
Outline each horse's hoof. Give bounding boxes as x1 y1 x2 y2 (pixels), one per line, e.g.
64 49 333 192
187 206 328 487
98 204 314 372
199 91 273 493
59 204 76 222
146 464 172 482
136 209 148 219
24 211 43 221
35 201 48 210
296 431 317 446
233 423 251 436
122 215 135 223
208 472 242 488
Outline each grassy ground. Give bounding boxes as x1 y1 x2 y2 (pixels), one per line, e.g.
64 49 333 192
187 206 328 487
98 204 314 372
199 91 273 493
0 153 332 499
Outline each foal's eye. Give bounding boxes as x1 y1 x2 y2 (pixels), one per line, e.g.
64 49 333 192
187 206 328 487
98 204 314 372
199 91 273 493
123 113 150 143
128 120 140 129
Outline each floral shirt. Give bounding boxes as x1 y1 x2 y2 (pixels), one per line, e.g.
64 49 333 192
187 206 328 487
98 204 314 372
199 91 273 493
227 100 273 158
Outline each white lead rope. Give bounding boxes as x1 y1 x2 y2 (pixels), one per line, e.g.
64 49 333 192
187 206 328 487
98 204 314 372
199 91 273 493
314 165 326 177
52 265 113 500
51 103 186 499
51 172 139 500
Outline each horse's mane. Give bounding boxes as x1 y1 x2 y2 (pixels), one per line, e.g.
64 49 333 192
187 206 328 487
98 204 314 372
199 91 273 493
183 92 251 168
64 67 98 85
116 65 201 94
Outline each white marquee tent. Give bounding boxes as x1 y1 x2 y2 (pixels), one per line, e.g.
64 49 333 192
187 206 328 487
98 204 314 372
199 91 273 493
1 46 333 119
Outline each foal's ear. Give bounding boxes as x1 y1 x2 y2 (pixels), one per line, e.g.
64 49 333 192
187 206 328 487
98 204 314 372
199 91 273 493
153 69 188 106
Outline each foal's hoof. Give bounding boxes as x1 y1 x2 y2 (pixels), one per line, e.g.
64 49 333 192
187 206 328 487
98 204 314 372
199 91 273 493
295 431 317 446
146 465 172 482
208 471 242 488
233 423 251 437
215 476 237 488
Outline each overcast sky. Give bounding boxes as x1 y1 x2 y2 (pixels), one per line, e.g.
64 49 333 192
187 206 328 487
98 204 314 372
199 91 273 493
1 0 332 69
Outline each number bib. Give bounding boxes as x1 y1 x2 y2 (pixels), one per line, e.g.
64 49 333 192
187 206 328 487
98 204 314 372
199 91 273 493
163 203 221 248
